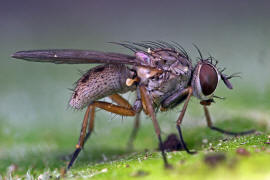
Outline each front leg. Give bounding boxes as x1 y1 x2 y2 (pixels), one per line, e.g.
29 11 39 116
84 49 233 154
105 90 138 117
160 88 190 111
161 87 196 154
202 104 255 135
176 87 197 154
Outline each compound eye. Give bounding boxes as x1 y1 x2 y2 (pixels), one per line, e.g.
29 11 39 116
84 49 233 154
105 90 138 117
199 64 218 96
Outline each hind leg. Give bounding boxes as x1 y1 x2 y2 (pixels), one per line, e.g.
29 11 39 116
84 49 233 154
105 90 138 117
84 94 135 144
68 104 93 169
127 112 141 150
82 105 95 148
67 98 136 169
109 94 142 150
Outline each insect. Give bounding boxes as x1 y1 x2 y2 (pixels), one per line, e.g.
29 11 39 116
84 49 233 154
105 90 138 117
12 41 255 169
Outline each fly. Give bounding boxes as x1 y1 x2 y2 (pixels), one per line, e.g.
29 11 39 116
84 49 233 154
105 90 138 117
11 41 255 169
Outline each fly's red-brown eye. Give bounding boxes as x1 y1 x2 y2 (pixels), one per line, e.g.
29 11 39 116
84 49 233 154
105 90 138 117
199 64 218 96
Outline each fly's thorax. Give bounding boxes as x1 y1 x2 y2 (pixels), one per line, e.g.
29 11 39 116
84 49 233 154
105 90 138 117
134 48 192 106
191 61 220 100
135 57 192 105
69 64 135 109
135 49 192 82
136 66 162 83
136 48 192 70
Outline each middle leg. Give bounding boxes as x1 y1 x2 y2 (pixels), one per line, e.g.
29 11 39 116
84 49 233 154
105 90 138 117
140 85 170 168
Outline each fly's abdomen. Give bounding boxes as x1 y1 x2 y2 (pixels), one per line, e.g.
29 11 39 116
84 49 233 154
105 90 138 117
69 64 134 109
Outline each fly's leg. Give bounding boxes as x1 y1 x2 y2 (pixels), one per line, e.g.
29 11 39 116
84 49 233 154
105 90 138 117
160 87 195 154
176 87 197 154
82 105 95 147
67 100 136 169
68 104 92 169
127 112 141 150
84 94 133 147
109 94 133 109
140 85 170 168
109 94 141 150
203 105 255 135
90 101 136 116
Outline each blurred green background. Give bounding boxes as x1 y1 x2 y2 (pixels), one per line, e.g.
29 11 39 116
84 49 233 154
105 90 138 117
0 0 270 179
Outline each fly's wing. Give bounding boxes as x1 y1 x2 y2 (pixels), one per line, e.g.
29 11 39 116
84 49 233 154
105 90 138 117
12 49 140 65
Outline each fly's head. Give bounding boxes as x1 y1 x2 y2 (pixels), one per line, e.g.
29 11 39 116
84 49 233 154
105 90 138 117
191 56 238 104
191 59 219 101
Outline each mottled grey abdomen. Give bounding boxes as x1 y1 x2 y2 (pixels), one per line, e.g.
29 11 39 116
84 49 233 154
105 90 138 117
69 64 135 109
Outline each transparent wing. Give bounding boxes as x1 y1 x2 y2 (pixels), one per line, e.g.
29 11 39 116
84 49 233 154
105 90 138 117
11 49 139 65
